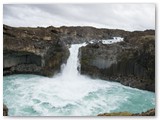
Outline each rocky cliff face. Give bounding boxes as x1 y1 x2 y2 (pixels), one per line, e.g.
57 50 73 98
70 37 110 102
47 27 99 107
3 25 155 91
79 31 155 91
3 25 132 76
3 25 69 76
58 26 130 44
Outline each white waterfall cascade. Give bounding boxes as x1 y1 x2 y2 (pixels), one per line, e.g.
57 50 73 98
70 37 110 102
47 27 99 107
60 43 86 79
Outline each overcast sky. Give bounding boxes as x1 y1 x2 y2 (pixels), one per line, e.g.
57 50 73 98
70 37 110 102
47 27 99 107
3 4 155 31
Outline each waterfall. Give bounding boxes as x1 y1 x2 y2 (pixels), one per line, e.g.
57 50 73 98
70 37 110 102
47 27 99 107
3 43 155 116
60 43 86 79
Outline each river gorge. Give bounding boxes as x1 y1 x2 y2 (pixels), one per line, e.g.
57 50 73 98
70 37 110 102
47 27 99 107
3 43 155 116
3 25 155 116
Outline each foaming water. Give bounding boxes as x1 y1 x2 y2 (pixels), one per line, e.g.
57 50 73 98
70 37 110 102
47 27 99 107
3 43 155 116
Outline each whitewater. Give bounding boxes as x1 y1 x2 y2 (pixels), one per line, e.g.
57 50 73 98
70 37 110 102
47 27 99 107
3 43 155 116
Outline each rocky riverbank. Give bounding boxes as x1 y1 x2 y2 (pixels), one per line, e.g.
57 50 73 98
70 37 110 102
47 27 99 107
79 31 155 92
98 108 155 116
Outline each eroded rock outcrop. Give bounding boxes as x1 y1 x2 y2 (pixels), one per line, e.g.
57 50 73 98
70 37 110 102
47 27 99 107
3 25 69 76
79 31 155 91
98 108 155 116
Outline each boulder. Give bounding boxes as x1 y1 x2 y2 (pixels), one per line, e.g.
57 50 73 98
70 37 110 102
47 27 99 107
3 104 8 116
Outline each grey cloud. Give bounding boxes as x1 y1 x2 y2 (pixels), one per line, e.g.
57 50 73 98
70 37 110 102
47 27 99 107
3 4 155 31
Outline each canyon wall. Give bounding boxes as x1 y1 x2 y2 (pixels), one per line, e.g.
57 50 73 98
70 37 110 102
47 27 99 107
3 25 69 76
3 25 155 92
79 32 155 91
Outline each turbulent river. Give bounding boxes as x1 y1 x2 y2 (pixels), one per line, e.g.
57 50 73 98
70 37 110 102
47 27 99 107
3 43 155 116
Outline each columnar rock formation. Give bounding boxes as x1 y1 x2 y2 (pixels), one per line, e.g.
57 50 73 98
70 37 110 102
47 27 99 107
79 31 155 92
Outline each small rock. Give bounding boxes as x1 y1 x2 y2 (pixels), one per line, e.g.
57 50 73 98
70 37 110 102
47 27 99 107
3 104 8 116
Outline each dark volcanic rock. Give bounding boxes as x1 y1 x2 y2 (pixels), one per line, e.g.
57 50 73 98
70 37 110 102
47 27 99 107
3 104 8 116
133 108 155 116
58 26 130 44
3 25 69 77
3 24 155 89
97 108 155 116
3 24 131 76
79 31 155 91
